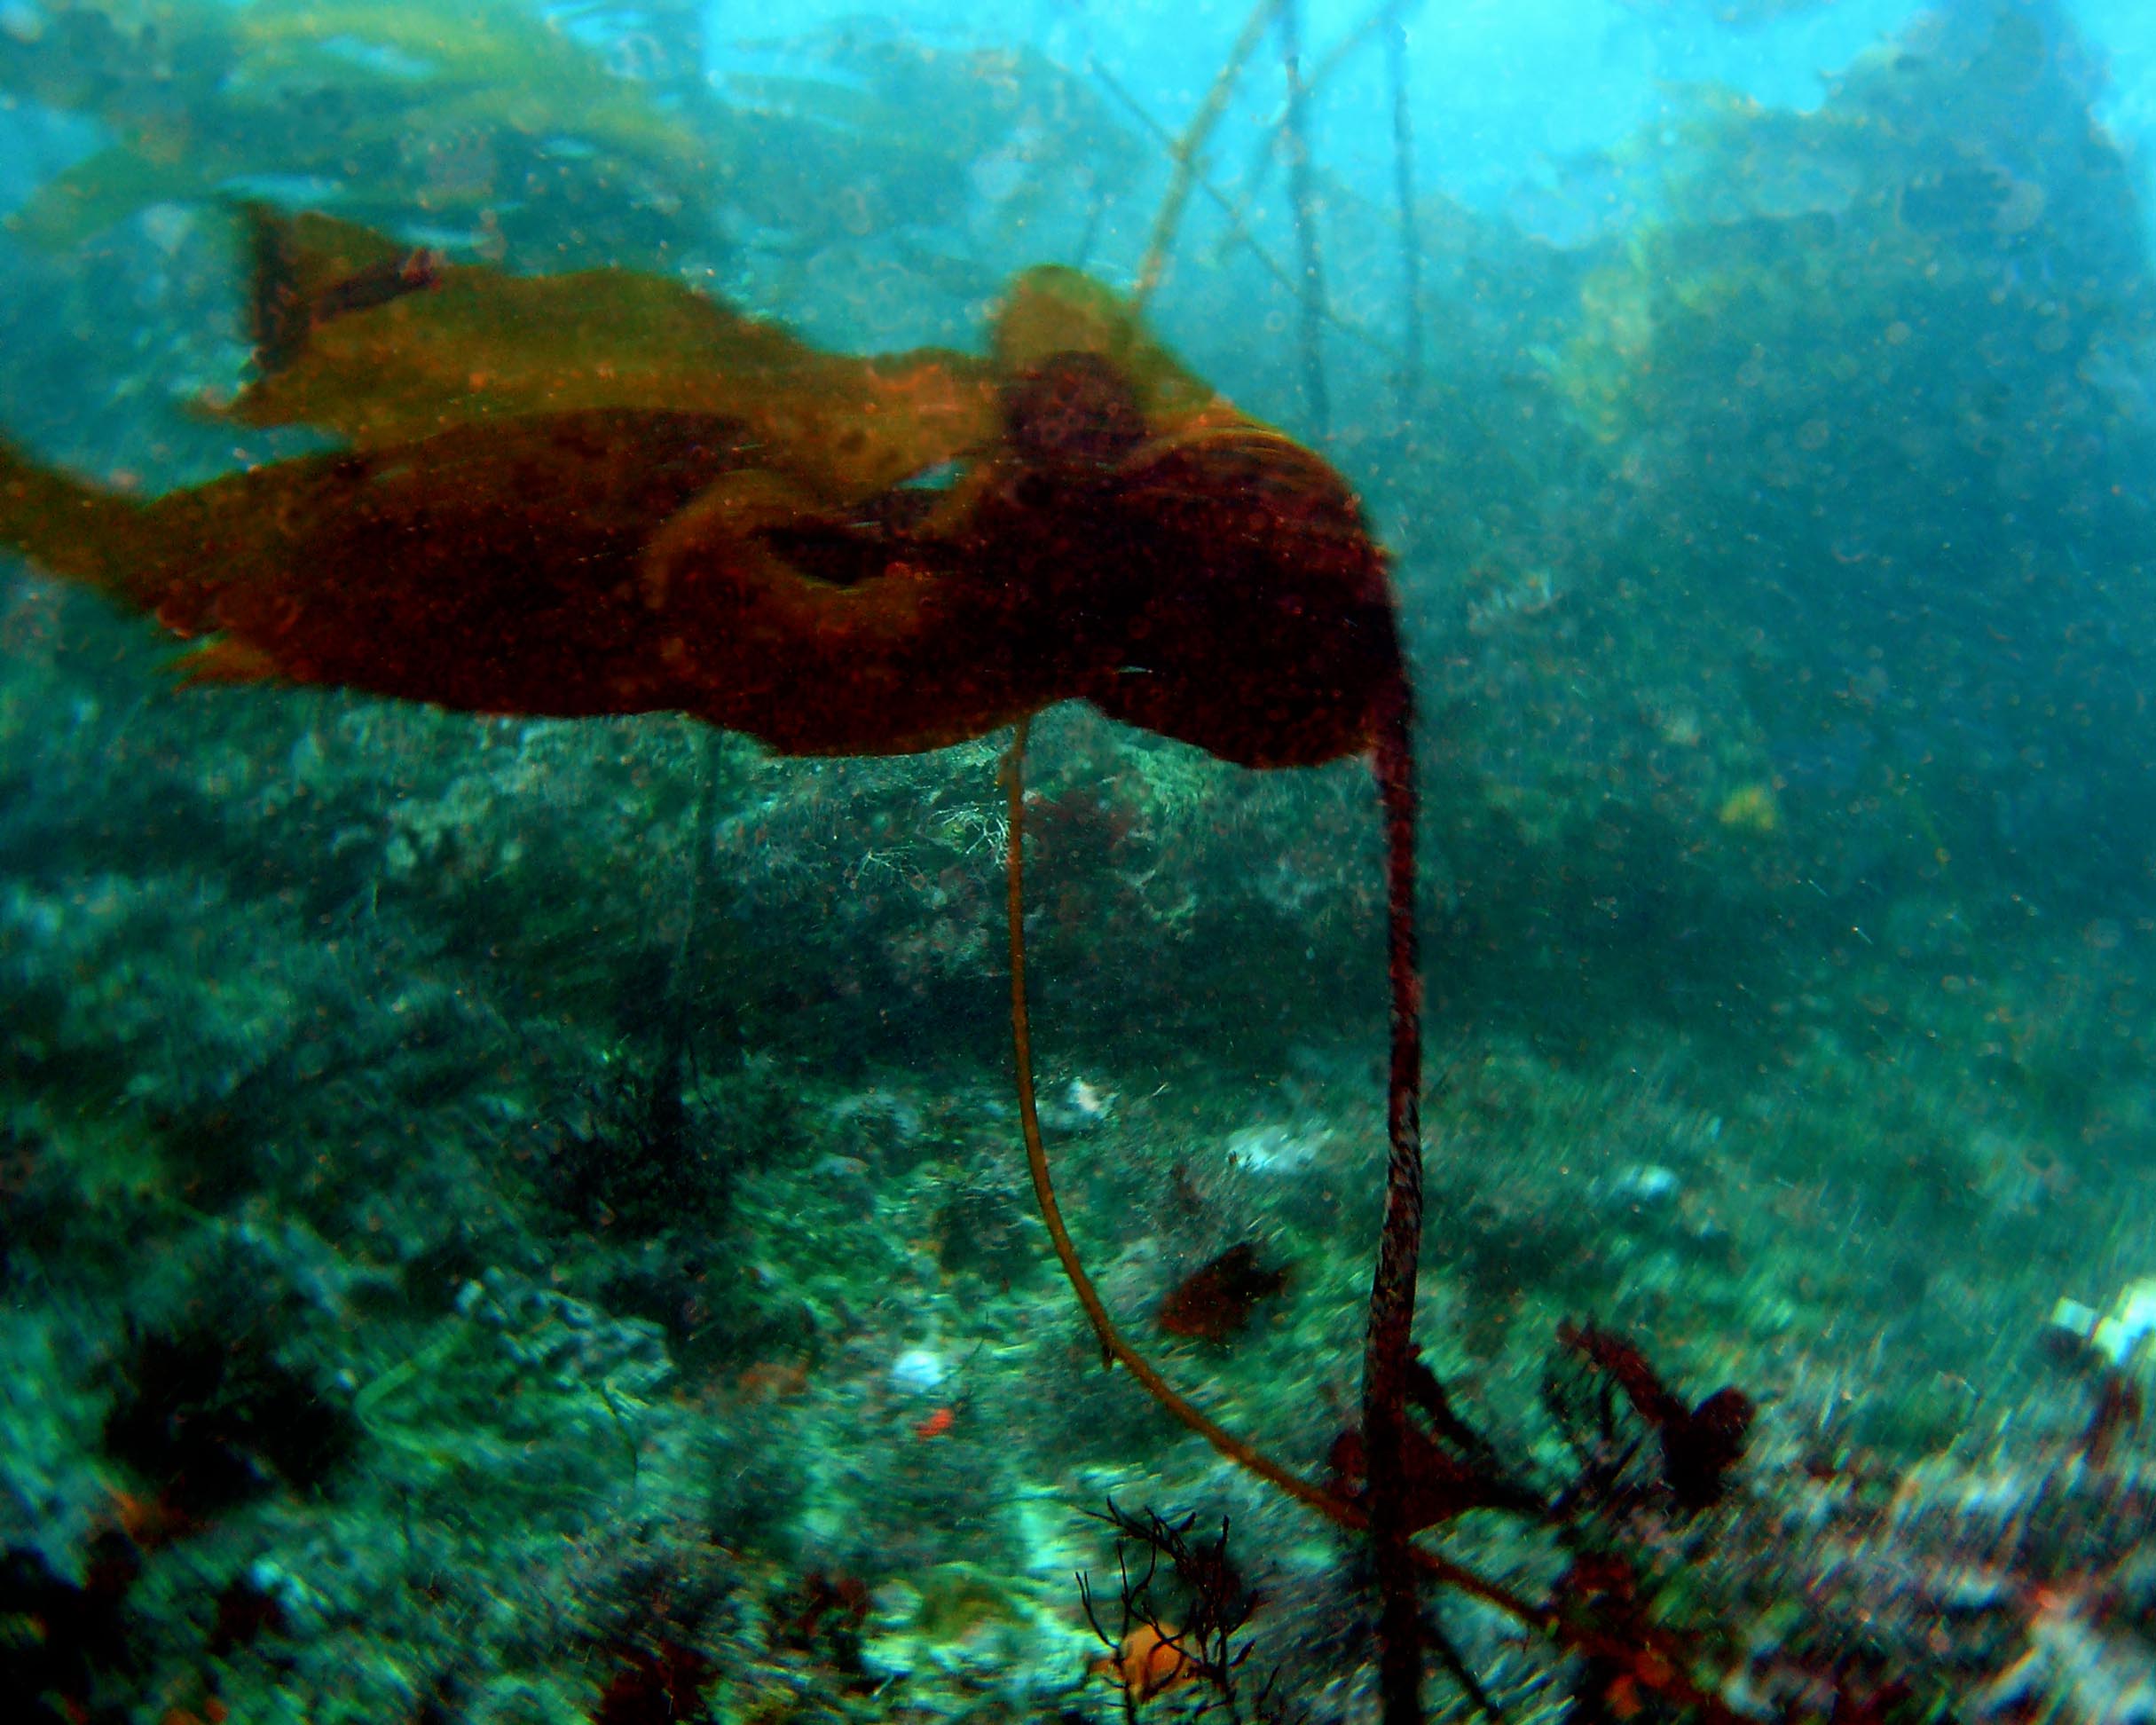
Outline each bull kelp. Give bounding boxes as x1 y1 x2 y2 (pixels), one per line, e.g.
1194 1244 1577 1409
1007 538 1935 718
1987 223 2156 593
5 0 2156 1722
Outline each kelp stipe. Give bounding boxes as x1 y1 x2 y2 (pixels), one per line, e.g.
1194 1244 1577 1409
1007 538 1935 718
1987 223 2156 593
1001 715 1361 1529
1003 684 1445 1723
1365 683 1429 1724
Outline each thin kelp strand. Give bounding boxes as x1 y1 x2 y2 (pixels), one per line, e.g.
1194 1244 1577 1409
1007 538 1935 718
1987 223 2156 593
1002 714 1551 1650
1277 0 1330 436
1091 54 1405 366
1133 0 1282 311
1385 4 1423 414
999 720 1349 1523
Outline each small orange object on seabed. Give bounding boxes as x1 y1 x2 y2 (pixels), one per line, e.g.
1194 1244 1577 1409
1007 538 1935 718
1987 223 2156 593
1093 1622 1195 1704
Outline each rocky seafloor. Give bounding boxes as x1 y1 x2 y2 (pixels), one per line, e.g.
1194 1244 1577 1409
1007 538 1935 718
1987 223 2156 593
4 568 2155 1724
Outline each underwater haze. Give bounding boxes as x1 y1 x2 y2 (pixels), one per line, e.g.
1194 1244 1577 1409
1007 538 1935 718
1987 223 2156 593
6 0 2156 1719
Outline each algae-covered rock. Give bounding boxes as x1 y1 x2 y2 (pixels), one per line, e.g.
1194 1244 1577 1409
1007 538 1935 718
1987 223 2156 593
1405 0 2156 1004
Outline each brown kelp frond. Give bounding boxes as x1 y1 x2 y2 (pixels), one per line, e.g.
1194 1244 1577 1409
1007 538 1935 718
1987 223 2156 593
4 222 1401 767
993 267 1239 437
225 206 1000 506
0 440 153 594
245 203 442 375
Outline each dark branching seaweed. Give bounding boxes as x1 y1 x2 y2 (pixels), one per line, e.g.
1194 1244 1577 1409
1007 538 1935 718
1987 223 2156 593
544 1048 720 1237
1082 1324 1775 1721
1545 1322 1756 1518
1079 1501 1287 1723
543 726 760 1243
1535 1326 1761 1721
542 1041 799 1241
1329 1356 1546 1533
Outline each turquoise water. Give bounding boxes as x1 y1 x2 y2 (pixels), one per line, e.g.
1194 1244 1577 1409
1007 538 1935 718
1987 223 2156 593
3 1 2156 1720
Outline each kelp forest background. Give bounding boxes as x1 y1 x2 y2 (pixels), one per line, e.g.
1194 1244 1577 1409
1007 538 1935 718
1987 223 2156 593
5 0 2156 1720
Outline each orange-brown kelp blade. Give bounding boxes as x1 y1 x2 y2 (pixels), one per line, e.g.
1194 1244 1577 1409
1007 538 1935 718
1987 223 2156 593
980 267 1401 767
0 407 1092 754
4 411 754 717
222 206 1003 506
246 203 444 374
990 265 1234 438
33 217 1402 769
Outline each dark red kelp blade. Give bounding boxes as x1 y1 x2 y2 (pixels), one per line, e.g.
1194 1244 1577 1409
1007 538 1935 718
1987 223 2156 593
93 211 1402 770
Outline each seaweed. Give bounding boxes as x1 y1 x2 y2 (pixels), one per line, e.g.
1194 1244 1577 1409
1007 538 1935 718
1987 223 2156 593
225 206 1003 503
0 1 1140 283
1327 1357 1545 1532
0 196 1447 1706
1078 1324 1778 1722
0 209 1401 769
1554 1321 1756 1514
0 0 718 263
1157 1244 1290 1343
1080 1502 1281 1724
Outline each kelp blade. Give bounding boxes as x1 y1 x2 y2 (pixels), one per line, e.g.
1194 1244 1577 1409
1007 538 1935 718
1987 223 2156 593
0 409 1077 756
225 209 1002 506
4 411 745 718
5 216 1403 768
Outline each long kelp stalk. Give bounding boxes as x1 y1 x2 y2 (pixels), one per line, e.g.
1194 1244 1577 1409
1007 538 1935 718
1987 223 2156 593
648 724 719 1152
1094 53 1405 366
1134 0 1283 310
1365 684 1428 1723
1094 59 1388 360
1005 709 1528 1715
1000 721 1346 1522
1224 0 1417 213
1277 0 1330 434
